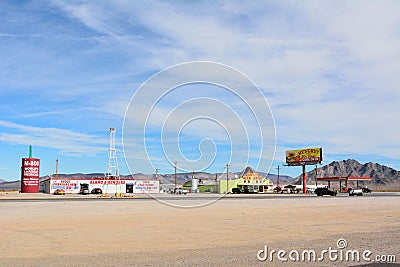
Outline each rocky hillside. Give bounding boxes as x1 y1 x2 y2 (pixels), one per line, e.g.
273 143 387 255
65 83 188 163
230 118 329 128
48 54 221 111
0 180 20 190
292 159 400 189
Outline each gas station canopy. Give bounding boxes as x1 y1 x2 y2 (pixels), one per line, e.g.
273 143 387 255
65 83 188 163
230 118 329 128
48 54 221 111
316 176 372 191
317 176 372 182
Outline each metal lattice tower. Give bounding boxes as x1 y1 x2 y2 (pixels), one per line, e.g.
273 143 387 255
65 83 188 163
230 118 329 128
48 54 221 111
103 128 121 197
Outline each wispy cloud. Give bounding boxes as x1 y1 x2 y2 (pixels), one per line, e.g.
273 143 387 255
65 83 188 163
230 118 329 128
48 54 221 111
0 120 106 156
0 0 399 178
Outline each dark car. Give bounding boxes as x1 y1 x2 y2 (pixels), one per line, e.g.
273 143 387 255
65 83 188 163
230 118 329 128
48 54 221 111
315 187 337 196
362 187 372 193
232 188 242 194
273 186 282 193
91 188 102 194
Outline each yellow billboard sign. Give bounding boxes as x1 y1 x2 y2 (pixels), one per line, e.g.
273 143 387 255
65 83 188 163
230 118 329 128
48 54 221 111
285 148 322 166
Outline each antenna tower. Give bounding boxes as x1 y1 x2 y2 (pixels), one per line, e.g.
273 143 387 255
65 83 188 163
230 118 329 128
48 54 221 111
103 128 121 197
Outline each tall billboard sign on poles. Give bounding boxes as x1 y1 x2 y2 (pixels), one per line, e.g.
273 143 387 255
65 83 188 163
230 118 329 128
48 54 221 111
21 158 40 193
285 147 323 194
285 148 322 166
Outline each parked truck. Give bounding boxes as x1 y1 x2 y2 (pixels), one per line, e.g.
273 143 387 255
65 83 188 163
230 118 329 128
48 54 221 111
79 183 90 195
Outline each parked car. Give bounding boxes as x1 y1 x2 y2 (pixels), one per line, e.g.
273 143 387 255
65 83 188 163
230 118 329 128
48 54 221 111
349 188 363 196
54 189 65 195
273 186 282 193
362 187 372 193
174 188 188 195
283 185 300 194
91 188 102 194
315 187 337 196
248 188 258 194
79 183 90 195
307 187 316 193
232 188 242 194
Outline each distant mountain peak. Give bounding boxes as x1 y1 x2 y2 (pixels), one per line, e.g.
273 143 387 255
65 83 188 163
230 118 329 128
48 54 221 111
238 166 256 178
292 159 399 189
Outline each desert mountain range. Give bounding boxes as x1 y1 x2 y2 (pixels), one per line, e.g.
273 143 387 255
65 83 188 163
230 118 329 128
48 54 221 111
292 159 399 189
1 159 398 190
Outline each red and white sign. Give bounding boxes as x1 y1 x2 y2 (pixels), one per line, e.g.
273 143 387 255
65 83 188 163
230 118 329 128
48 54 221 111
21 158 40 193
132 180 160 194
44 177 160 194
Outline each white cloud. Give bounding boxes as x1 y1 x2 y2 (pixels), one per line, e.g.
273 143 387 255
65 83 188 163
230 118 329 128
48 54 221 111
0 120 106 156
1 0 399 176
66 0 399 167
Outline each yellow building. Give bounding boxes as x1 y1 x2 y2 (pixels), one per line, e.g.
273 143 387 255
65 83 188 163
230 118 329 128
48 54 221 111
218 167 273 194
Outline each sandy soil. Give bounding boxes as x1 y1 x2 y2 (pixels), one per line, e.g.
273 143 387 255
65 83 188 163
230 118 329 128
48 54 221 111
0 195 399 266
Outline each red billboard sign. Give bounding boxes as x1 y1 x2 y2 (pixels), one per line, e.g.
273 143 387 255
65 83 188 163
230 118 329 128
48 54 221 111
21 158 40 193
285 148 322 166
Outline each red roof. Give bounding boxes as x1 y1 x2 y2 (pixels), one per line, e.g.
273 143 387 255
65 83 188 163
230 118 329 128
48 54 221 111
317 176 372 181
347 176 373 181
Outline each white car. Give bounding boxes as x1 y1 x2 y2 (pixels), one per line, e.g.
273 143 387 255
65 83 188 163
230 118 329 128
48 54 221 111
174 188 188 195
349 188 363 196
307 187 316 193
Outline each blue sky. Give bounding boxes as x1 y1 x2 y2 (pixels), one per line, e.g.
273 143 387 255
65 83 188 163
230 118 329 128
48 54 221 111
1 1 399 181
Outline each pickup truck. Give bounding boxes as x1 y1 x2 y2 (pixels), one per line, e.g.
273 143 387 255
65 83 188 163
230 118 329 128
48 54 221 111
348 188 363 196
79 183 90 195
174 188 188 195
315 187 337 196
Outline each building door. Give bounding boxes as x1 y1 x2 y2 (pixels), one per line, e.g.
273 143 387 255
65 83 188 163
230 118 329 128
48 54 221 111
126 183 133 193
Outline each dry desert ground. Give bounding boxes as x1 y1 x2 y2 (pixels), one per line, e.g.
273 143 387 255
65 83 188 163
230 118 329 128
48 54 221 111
0 194 399 266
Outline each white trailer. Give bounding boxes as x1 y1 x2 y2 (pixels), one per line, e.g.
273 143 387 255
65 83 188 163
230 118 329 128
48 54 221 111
40 177 160 194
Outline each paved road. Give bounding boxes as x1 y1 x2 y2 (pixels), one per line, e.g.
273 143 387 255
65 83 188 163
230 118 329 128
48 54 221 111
0 192 398 202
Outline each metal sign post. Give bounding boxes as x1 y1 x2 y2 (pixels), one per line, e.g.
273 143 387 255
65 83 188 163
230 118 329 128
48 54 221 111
302 163 306 194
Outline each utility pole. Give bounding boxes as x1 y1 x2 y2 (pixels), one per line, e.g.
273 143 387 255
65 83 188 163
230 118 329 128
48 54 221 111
155 168 160 193
276 165 280 187
215 173 218 194
226 164 230 194
192 170 194 193
315 166 318 186
174 161 177 190
55 159 59 179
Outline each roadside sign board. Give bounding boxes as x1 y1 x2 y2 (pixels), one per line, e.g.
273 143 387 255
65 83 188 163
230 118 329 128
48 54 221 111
285 148 322 166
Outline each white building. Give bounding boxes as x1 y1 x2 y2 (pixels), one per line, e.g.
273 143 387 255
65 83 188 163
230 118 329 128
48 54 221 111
40 177 160 194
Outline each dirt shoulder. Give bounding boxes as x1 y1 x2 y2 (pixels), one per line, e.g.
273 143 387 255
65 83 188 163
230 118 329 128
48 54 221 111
0 197 399 266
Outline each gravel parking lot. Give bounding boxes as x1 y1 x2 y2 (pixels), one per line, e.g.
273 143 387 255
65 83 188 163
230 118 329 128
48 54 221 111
0 194 399 266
